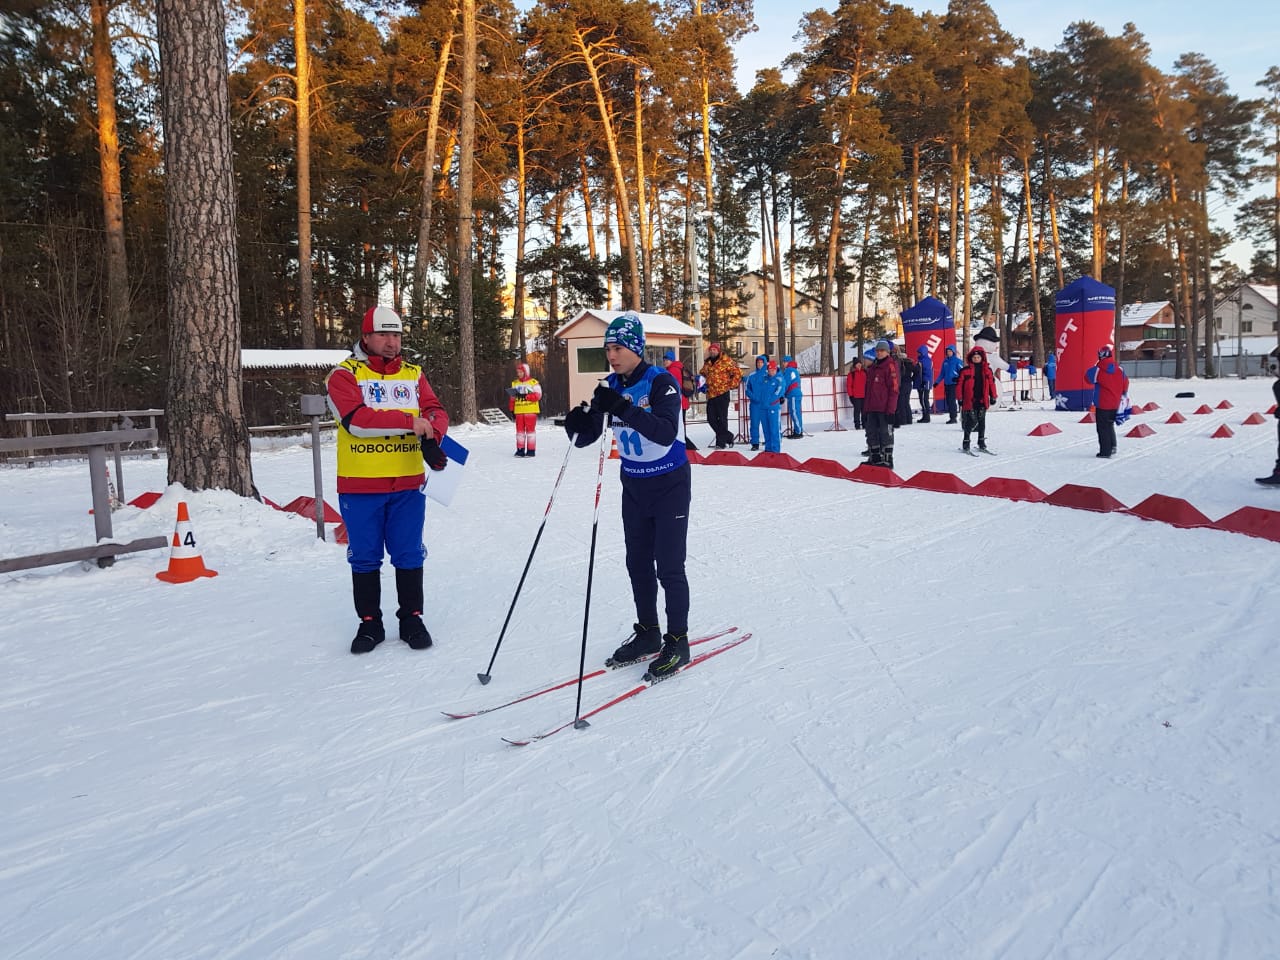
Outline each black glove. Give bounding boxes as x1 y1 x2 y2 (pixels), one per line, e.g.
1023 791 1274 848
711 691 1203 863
563 404 597 447
592 383 631 417
420 437 448 471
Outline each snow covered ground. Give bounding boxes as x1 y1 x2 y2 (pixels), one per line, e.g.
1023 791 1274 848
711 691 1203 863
2 377 1278 959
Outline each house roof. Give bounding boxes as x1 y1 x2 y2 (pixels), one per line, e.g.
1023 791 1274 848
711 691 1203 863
744 270 822 307
553 309 702 340
1248 284 1277 307
242 349 351 370
1119 301 1170 324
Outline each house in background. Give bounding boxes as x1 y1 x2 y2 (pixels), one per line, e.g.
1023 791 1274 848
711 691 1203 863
1209 283 1280 374
728 270 828 359
1116 301 1178 360
554 309 702 409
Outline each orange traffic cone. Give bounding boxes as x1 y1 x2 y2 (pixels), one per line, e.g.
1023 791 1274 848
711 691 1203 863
155 501 218 583
609 435 620 460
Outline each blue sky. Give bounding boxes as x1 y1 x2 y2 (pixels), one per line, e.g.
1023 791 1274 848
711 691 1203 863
737 0 1277 98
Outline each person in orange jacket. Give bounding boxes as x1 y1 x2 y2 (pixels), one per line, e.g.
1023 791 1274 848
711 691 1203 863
698 343 743 448
508 362 542 457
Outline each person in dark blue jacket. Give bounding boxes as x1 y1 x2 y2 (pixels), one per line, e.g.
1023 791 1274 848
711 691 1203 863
563 313 692 681
914 345 934 423
744 354 769 450
1044 351 1057 399
936 345 963 423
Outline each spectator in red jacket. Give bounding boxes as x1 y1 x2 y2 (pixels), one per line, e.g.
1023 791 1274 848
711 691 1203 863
862 341 899 468
957 344 999 455
1089 346 1129 459
846 358 867 430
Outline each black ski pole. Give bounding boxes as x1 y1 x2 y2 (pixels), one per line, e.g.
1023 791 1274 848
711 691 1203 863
476 427 579 684
572 423 614 730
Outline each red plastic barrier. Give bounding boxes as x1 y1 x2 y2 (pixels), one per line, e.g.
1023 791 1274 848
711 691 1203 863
904 471 974 494
1210 425 1234 438
702 450 751 467
800 457 854 481
849 462 903 486
1241 412 1268 425
127 491 163 509
1193 404 1213 414
1028 423 1062 436
1126 494 1213 529
282 495 342 523
1126 423 1156 437
747 452 803 470
1268 404 1278 415
1213 506 1280 543
1043 483 1128 513
1165 411 1187 424
971 477 1046 502
1079 411 1096 423
334 522 349 544
1143 402 1160 411
685 450 704 464
1216 400 1233 409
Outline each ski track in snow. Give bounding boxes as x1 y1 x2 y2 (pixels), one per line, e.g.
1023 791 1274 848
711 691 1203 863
2 380 1280 958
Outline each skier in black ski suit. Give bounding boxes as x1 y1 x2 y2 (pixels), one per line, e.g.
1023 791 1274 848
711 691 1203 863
563 313 693 680
1257 367 1280 486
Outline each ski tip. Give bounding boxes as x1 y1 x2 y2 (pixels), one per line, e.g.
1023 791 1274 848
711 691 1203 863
477 673 492 685
502 737 532 747
441 711 474 720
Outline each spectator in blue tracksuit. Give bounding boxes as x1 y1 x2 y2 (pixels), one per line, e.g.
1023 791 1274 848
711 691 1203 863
562 313 692 679
1024 361 1037 401
762 360 785 452
936 345 963 423
1044 351 1057 398
914 345 933 423
782 356 804 437
744 354 769 450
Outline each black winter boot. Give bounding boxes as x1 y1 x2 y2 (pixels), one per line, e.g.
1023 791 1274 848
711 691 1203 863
606 623 662 666
644 633 691 682
883 448 894 470
1256 463 1280 486
350 570 385 654
395 566 432 650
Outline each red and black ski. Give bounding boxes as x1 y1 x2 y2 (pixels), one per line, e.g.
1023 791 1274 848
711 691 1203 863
441 626 738 720
502 632 752 746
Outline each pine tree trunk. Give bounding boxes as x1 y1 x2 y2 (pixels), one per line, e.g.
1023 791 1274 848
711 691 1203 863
156 0 255 495
412 23 454 320
1022 154 1044 367
294 0 315 348
90 0 131 362
457 0 477 422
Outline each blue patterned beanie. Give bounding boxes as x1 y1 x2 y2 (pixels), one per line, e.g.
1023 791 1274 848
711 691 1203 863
604 312 645 356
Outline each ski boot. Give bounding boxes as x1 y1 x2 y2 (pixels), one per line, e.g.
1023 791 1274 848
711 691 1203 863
605 623 662 668
643 633 691 683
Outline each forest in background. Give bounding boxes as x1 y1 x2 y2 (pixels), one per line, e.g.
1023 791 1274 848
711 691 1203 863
2 0 1278 422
